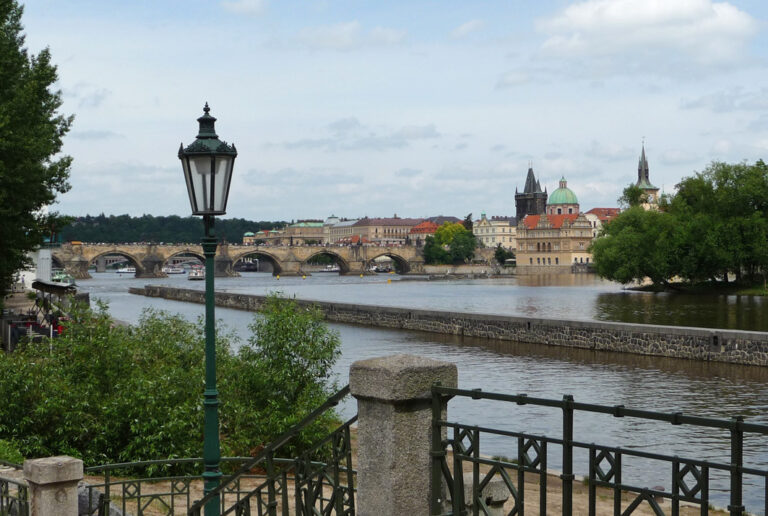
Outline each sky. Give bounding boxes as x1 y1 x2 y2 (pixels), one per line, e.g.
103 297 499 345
19 0 768 221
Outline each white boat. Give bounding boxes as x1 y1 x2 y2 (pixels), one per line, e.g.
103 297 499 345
188 267 205 280
51 269 76 286
162 266 185 274
318 264 340 273
116 267 136 274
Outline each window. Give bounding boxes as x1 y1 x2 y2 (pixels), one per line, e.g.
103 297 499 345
586 257 589 263
537 258 540 264
557 208 562 214
530 258 533 264
555 258 559 264
574 258 578 263
547 257 551 264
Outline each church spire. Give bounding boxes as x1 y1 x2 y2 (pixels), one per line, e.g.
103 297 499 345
638 143 650 185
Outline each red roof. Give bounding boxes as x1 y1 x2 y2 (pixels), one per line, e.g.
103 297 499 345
410 220 439 234
586 207 620 222
522 213 579 230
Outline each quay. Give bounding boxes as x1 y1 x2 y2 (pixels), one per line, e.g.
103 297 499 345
131 285 768 366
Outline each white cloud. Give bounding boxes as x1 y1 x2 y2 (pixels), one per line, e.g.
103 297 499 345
681 88 768 112
538 0 757 75
452 20 484 39
299 21 405 51
221 0 267 16
660 149 699 165
586 140 635 161
496 71 530 89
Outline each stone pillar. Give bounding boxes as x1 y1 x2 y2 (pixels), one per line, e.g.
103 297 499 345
350 354 458 516
24 456 83 516
95 256 107 273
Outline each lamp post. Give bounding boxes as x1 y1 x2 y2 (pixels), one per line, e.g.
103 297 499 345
179 103 237 516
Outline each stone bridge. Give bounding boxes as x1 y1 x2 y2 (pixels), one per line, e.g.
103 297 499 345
51 243 437 279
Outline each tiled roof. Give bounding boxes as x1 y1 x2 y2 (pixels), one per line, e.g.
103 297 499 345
522 213 579 230
585 208 620 222
410 221 439 234
353 217 424 227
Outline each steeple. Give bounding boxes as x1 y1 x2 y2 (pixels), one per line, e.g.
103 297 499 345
523 167 542 193
638 144 650 184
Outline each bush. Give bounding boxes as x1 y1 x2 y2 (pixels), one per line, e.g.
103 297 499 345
0 294 341 466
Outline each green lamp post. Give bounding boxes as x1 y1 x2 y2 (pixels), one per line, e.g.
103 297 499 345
178 103 237 516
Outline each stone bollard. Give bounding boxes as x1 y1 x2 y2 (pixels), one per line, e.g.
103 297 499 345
350 354 458 516
462 472 510 516
23 456 83 516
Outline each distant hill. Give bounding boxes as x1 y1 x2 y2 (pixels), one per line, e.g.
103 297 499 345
59 214 287 244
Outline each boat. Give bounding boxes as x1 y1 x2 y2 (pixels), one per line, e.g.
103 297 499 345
116 266 136 274
318 264 340 273
188 267 205 280
50 269 76 286
162 266 185 274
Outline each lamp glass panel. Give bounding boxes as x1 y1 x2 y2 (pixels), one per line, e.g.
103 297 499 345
213 156 233 213
181 158 197 213
190 155 212 213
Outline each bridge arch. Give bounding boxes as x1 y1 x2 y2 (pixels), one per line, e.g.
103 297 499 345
88 251 145 276
365 252 410 274
161 250 205 269
302 250 351 275
232 249 284 275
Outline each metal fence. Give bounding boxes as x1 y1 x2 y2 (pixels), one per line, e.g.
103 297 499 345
0 460 28 516
430 385 768 516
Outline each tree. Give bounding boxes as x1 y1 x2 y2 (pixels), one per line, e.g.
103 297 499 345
618 184 648 209
450 231 477 263
0 2 73 296
423 235 450 264
434 222 467 247
494 244 515 265
462 213 473 231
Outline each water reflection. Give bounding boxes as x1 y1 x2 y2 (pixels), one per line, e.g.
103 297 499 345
595 291 768 331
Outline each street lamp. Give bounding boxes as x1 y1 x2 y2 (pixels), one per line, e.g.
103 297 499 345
179 103 237 516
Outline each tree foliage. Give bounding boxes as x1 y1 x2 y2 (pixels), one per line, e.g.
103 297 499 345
0 294 340 465
494 244 515 265
59 214 287 244
591 161 768 286
424 223 477 264
618 184 648 209
0 1 72 295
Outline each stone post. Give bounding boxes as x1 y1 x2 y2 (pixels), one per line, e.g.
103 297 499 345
350 354 458 516
24 456 83 516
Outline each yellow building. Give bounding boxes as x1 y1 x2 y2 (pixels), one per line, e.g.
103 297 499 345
352 216 424 245
516 213 595 273
473 213 517 250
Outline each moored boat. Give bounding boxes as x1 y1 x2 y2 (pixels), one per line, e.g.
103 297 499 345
188 267 205 280
162 266 185 274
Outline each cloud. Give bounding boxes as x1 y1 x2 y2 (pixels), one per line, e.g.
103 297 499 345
537 0 758 77
496 71 530 89
681 88 768 112
221 0 266 15
585 140 635 161
64 83 111 109
395 168 422 178
454 143 468 151
299 21 405 51
276 120 441 152
69 130 123 140
660 149 699 165
452 20 484 39
490 144 507 152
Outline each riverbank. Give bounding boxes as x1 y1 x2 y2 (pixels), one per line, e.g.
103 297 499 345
629 280 768 296
131 285 768 366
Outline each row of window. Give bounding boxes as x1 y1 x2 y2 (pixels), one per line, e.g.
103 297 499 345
528 257 591 265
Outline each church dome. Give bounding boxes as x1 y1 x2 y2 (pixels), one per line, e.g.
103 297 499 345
548 177 578 205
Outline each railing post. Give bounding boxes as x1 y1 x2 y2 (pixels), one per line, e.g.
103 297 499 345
729 416 744 516
350 354 458 516
23 456 82 516
561 395 574 516
431 386 444 515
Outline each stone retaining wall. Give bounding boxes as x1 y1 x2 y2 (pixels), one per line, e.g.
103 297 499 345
130 285 768 366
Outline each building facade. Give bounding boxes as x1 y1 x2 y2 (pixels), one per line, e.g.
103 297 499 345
515 167 547 221
352 216 425 245
546 178 579 215
515 213 595 273
473 213 517 250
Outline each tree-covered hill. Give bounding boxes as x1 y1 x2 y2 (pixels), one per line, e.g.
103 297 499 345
59 214 287 244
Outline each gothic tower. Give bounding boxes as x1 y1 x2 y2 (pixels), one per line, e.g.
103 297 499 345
515 167 548 221
635 144 659 205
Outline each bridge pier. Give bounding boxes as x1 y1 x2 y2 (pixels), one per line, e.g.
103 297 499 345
62 259 91 280
95 256 107 273
137 254 167 278
214 254 239 277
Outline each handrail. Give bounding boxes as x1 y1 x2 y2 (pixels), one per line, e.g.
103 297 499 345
433 385 768 434
188 384 350 515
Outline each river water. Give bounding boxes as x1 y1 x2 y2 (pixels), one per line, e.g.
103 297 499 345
79 271 768 512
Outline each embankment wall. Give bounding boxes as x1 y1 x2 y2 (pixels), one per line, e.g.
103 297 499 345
130 285 768 366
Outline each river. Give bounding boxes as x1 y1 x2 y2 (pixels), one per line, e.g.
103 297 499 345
79 271 768 512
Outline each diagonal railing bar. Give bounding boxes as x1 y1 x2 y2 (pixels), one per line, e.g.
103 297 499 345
432 385 768 516
189 384 352 515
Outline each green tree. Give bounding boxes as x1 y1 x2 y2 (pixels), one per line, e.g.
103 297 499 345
618 184 648 209
450 231 477 263
0 1 73 296
494 244 515 265
462 213 473 231
423 235 451 265
0 295 340 465
434 222 467 247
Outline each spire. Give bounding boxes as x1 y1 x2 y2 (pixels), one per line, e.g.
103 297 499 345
523 167 540 193
638 143 649 184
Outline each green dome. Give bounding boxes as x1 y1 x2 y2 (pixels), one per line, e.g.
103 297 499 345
244 231 255 236
548 177 578 205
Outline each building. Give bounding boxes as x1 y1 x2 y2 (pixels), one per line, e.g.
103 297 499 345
546 178 579 215
515 213 595 273
352 216 424 245
283 220 324 245
636 144 660 207
328 219 360 244
409 220 439 246
584 208 620 237
473 213 517 250
515 167 547 221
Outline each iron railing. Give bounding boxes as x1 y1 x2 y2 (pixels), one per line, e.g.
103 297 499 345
431 385 768 516
0 460 27 516
188 384 355 515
